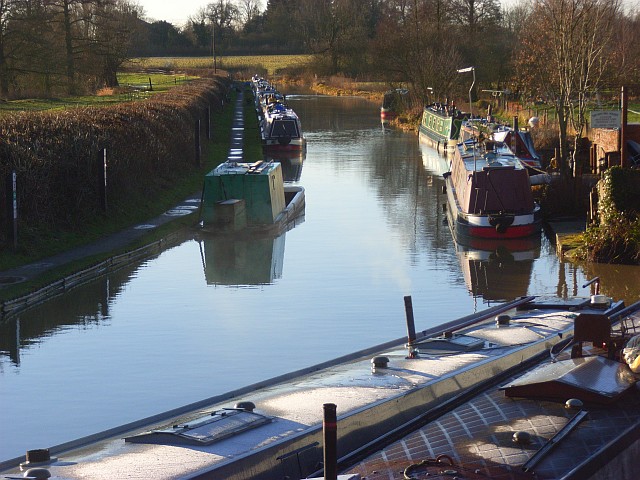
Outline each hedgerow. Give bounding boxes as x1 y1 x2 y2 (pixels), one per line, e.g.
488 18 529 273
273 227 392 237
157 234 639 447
0 76 230 246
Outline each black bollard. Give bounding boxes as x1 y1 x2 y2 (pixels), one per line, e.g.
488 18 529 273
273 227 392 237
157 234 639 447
323 403 337 480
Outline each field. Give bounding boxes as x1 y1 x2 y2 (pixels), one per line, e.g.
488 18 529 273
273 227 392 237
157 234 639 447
0 73 197 113
126 55 313 76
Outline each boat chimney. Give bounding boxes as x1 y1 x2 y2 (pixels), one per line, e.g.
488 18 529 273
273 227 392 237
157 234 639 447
513 116 519 131
404 295 417 346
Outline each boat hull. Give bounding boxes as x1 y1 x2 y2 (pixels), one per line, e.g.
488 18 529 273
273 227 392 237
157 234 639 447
444 172 542 239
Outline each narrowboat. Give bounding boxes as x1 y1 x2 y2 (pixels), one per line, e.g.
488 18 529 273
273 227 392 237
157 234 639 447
418 103 467 155
259 101 307 151
200 160 305 235
3 291 638 480
443 139 542 240
380 88 408 121
252 76 307 152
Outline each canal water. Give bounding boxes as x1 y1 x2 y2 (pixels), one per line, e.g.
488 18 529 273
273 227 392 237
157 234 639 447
1 93 639 462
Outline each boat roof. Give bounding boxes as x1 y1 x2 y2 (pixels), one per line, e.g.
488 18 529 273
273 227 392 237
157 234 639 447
347 304 640 480
210 160 280 177
2 296 637 480
456 140 526 173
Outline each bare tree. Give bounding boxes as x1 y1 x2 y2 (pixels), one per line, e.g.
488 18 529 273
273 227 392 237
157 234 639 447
373 1 462 103
516 0 621 176
237 0 261 25
451 0 501 34
295 0 378 74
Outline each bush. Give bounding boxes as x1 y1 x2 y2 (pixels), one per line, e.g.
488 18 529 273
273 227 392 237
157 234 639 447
577 167 640 264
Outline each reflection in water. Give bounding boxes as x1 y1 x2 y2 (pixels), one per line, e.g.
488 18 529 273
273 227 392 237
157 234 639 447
264 149 305 183
419 140 450 176
0 259 146 366
454 235 541 301
198 232 286 286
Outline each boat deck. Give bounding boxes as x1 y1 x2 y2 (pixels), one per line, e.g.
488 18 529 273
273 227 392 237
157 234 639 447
346 308 640 480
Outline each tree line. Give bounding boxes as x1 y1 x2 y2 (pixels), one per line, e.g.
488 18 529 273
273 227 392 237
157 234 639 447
1 0 639 117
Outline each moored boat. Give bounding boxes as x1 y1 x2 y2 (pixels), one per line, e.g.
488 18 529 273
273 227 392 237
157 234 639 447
2 291 638 480
200 160 305 235
259 101 307 151
380 88 408 121
444 139 542 239
418 103 467 155
252 76 306 152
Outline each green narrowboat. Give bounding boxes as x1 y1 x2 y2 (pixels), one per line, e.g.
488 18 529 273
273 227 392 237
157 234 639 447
418 104 466 155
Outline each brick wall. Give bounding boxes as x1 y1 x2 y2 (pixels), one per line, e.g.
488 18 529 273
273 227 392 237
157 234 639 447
590 124 640 171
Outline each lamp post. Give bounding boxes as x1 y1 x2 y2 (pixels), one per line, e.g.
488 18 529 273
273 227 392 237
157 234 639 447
457 66 475 118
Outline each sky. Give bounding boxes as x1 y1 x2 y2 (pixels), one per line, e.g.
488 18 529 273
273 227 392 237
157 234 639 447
138 0 639 28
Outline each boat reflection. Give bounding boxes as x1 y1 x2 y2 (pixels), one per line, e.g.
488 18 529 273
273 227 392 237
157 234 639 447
454 234 541 301
264 149 305 182
198 216 304 286
199 233 285 286
418 140 450 177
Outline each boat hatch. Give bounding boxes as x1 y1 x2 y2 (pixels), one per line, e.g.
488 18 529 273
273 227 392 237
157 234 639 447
124 409 272 446
413 335 485 355
500 356 637 405
516 295 591 310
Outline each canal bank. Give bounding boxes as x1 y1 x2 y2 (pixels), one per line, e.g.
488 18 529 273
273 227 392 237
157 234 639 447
0 84 252 318
544 218 587 258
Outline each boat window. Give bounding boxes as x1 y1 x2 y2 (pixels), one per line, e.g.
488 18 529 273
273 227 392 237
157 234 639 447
271 120 299 137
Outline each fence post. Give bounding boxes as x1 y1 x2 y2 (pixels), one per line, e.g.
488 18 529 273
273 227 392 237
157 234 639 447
5 170 18 249
101 148 108 213
207 106 212 140
195 119 201 166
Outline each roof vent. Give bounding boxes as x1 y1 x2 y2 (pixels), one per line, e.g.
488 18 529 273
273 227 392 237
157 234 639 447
371 356 389 370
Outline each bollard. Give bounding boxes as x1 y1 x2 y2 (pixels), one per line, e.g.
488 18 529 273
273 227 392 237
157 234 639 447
404 295 416 345
323 403 337 480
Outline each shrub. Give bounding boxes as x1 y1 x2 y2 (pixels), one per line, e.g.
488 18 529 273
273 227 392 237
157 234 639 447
577 167 640 264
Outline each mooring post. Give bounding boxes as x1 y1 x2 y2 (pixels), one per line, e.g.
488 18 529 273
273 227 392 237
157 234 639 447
323 403 337 480
207 106 212 140
404 295 416 345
